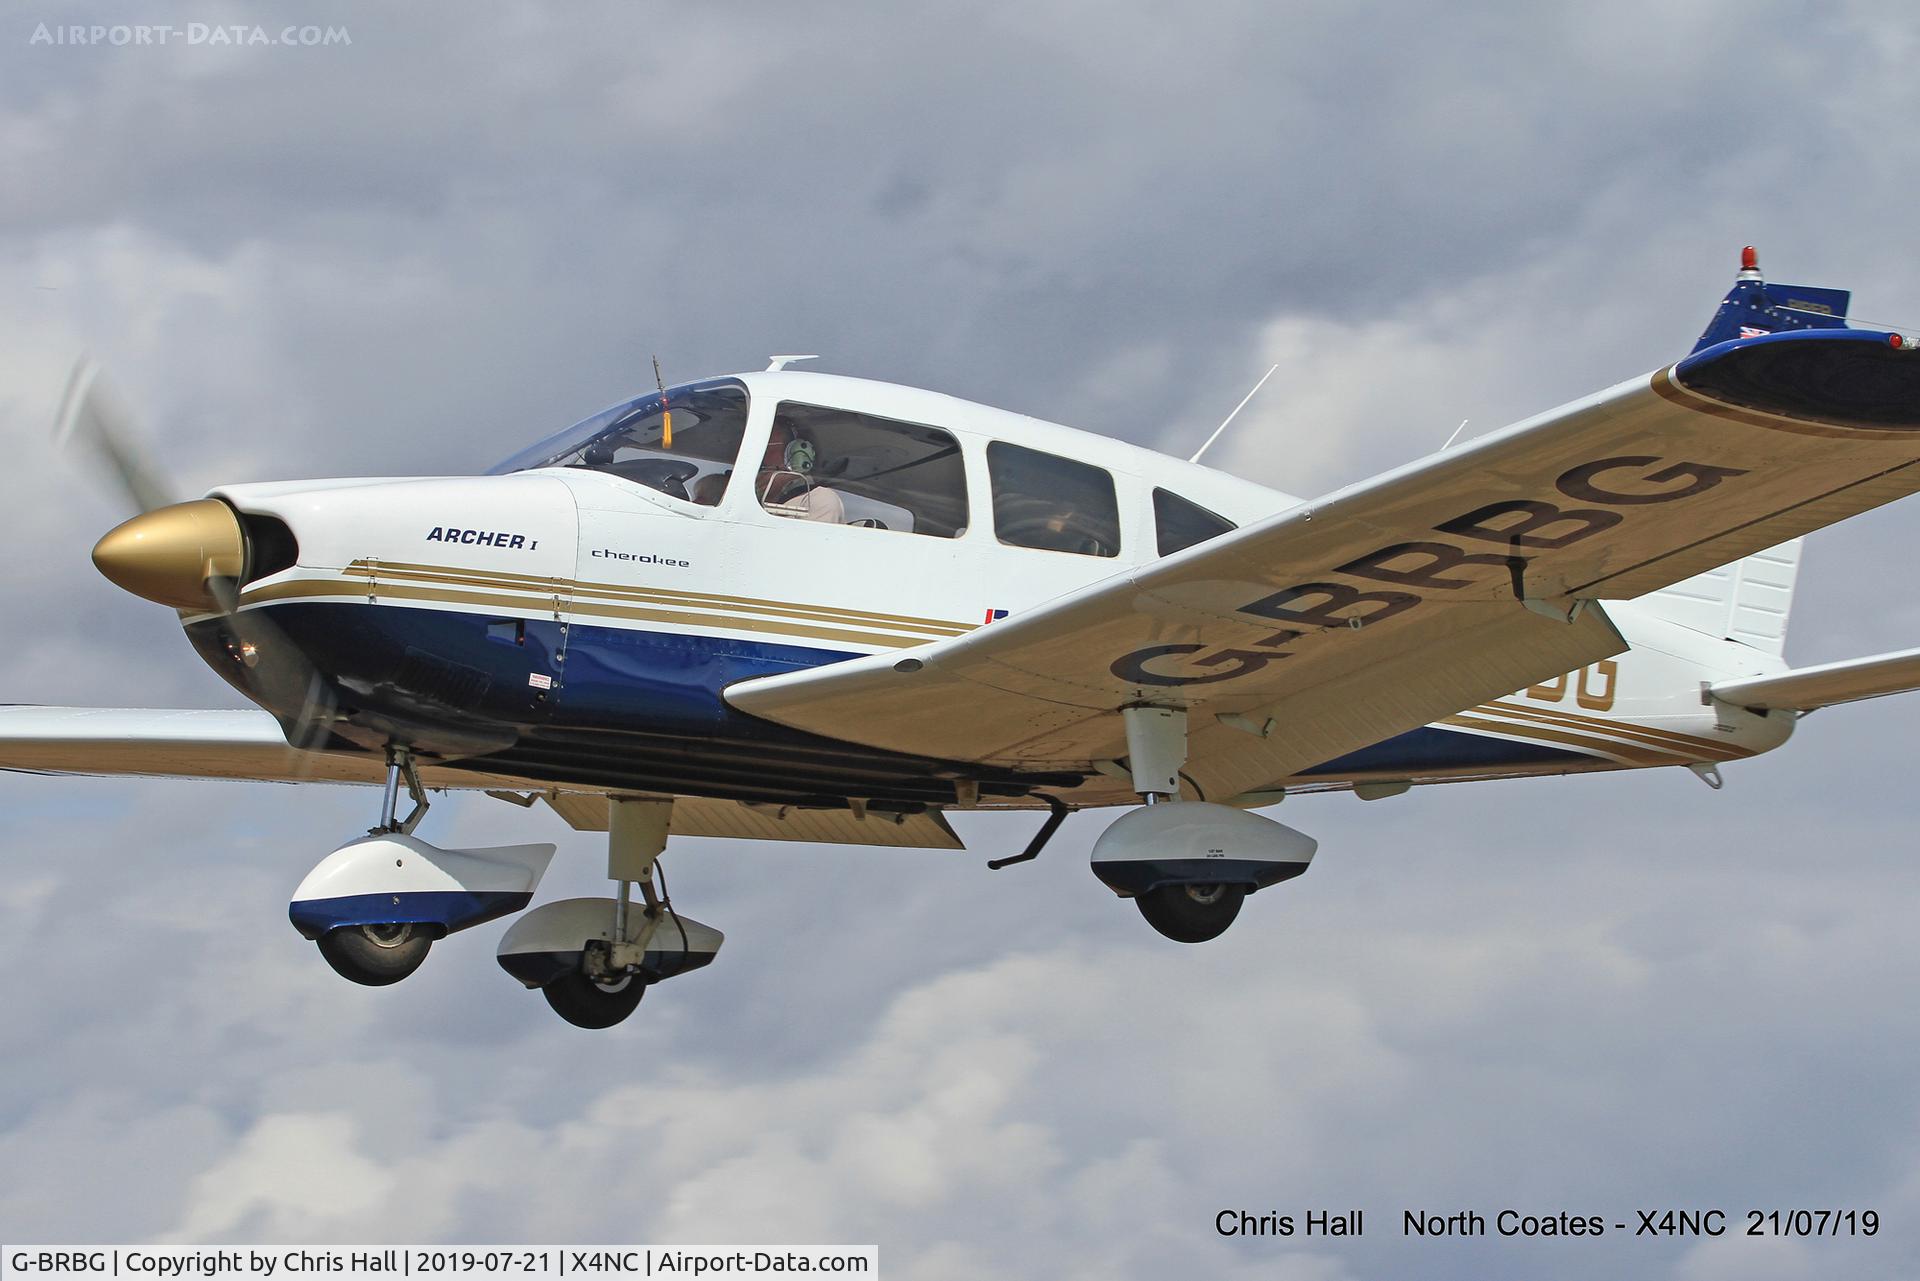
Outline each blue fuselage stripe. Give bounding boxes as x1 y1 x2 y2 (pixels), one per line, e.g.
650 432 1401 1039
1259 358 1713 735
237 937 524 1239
194 601 1597 796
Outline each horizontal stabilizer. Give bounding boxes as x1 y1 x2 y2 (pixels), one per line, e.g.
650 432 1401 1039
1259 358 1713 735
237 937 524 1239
1709 647 1920 712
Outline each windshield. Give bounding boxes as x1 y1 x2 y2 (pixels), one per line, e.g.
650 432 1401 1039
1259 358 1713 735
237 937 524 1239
487 378 750 506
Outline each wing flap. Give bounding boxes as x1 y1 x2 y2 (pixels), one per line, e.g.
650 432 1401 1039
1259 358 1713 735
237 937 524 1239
537 790 963 848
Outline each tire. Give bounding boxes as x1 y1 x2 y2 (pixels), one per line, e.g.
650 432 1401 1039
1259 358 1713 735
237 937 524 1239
543 970 647 1029
316 922 433 985
1135 883 1247 944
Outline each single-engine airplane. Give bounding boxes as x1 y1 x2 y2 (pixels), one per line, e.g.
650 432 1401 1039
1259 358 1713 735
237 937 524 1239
8 248 1920 1028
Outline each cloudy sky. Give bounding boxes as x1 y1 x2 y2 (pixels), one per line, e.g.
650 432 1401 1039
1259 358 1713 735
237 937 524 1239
6 2 1920 1277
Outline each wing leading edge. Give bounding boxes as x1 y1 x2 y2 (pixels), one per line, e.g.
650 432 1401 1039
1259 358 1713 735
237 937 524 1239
727 329 1920 800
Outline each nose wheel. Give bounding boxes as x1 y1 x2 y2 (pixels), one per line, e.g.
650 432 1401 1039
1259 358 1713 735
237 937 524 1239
316 921 434 985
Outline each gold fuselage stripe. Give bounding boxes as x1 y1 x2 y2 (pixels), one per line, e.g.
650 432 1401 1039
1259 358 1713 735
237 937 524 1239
1441 713 1683 767
343 559 976 635
235 577 941 649
1476 699 1748 760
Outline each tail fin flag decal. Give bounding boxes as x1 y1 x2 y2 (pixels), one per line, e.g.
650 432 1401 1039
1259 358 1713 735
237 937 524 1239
1692 246 1851 354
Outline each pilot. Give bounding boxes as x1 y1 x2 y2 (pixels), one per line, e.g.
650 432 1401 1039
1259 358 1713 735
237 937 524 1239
758 421 846 523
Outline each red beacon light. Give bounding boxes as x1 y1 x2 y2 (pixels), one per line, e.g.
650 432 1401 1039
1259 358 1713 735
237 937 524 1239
1741 245 1760 272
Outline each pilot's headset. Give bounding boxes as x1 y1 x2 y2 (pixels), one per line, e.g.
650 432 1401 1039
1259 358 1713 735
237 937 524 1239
783 435 818 477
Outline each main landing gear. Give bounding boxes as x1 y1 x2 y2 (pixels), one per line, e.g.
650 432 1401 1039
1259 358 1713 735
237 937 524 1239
1086 706 1318 943
495 798 722 1029
1135 882 1245 944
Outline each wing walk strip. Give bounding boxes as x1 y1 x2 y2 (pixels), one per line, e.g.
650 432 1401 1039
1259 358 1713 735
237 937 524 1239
1443 700 1751 767
233 560 978 650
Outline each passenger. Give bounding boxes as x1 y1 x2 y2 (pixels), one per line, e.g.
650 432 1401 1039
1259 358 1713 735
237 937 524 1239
758 421 846 523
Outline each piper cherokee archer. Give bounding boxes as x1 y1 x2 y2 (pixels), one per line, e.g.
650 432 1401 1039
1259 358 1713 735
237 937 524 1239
8 248 1920 1029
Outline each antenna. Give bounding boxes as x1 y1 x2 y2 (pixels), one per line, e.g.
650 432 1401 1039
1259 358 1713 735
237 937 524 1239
1189 364 1279 464
652 355 671 448
766 354 820 372
1441 419 1470 450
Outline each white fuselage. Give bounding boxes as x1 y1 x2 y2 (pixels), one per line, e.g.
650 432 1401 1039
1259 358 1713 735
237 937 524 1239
204 370 1797 808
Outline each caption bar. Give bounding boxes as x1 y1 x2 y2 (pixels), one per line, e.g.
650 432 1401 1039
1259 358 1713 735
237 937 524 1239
3 1249 876 1280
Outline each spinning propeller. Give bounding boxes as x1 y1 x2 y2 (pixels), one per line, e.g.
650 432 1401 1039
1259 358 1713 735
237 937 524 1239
54 357 342 755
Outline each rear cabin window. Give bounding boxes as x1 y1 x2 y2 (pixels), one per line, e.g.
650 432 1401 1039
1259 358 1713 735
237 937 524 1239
758 403 968 537
1153 488 1238 556
986 442 1121 557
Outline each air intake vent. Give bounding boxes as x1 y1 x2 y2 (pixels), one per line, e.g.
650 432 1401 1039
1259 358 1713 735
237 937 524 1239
239 512 299 584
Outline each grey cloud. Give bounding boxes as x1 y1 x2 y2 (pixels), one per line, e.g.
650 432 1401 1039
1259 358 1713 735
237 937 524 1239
6 2 1920 1277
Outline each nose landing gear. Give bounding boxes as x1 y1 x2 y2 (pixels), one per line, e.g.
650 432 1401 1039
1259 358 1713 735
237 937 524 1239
289 748 556 986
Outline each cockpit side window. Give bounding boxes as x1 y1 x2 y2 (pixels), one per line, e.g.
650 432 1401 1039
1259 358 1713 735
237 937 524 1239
1152 487 1238 556
757 403 968 537
486 379 749 507
986 442 1121 557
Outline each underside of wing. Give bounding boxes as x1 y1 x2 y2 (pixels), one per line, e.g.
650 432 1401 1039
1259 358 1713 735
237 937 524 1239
0 706 395 785
727 329 1920 799
535 789 963 848
0 706 963 848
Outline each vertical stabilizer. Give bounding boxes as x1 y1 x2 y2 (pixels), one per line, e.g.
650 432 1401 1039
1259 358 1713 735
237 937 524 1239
1645 538 1801 656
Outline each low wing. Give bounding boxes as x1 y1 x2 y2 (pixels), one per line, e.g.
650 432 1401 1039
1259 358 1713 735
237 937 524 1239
728 330 1920 800
1711 647 1920 712
0 706 963 849
0 706 379 784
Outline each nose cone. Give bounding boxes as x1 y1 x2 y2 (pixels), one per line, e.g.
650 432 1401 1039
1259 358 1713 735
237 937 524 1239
91 499 246 612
